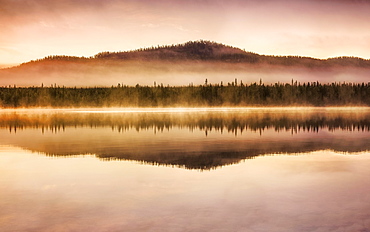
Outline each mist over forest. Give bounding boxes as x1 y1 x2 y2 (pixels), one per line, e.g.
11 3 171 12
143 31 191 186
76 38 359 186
1 41 370 87
1 81 369 107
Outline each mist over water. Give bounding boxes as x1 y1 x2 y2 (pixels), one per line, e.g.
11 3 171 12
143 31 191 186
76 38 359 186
1 107 369 169
1 108 370 232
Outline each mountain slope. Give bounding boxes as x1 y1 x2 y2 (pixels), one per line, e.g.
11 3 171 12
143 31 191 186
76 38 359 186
1 40 370 87
11 40 370 68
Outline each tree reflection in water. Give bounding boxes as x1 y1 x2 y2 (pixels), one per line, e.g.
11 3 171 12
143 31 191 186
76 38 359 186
0 108 369 170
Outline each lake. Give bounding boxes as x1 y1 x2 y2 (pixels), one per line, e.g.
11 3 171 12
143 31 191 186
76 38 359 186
1 107 370 232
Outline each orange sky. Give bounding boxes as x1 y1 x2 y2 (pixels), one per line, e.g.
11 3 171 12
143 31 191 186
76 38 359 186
1 0 370 66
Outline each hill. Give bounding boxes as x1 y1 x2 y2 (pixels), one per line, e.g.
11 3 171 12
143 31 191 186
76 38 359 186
17 40 370 67
1 40 370 87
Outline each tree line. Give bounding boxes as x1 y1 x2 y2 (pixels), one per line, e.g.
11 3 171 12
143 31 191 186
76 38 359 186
0 81 369 108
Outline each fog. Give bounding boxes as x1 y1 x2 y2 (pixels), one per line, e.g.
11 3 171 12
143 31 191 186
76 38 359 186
1 60 370 87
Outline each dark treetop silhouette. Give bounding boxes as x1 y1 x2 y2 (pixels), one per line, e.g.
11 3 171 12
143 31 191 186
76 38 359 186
1 81 369 107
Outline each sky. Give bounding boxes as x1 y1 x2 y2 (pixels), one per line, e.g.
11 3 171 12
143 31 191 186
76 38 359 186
1 0 370 66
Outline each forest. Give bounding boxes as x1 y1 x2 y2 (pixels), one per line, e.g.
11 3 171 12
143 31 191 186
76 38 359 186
14 40 370 68
0 81 369 108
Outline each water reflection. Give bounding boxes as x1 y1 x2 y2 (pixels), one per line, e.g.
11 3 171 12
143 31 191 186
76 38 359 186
2 108 370 133
1 147 370 232
0 108 369 169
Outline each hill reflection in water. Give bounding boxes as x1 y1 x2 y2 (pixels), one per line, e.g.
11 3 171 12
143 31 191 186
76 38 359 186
0 108 369 170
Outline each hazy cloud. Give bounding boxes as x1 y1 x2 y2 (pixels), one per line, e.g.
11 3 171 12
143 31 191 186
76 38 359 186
1 0 370 64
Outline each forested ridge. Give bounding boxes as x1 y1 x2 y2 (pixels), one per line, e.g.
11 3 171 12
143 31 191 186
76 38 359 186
8 40 370 69
1 81 369 107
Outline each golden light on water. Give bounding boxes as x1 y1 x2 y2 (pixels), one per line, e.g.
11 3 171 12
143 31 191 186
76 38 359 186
1 106 370 114
1 105 370 231
70 106 370 113
1 144 370 231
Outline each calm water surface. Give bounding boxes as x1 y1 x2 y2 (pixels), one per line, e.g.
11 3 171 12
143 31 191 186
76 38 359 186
0 108 370 232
